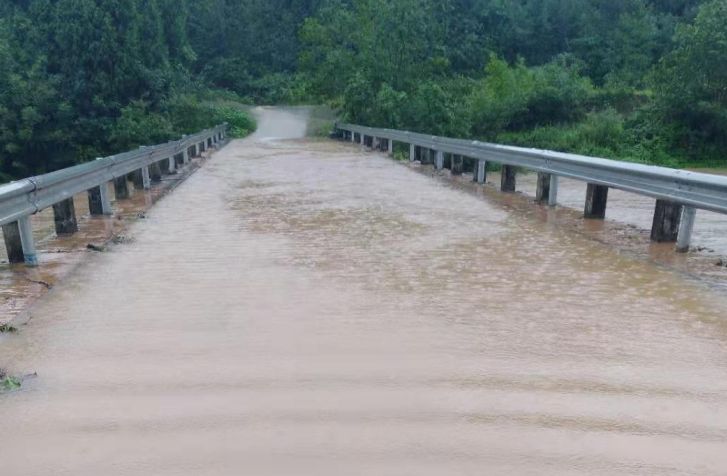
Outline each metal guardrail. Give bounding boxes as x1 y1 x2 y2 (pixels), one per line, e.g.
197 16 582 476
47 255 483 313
337 122 727 252
337 123 727 215
1 123 227 265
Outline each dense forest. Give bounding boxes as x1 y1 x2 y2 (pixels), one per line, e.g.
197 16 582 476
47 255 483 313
1 0 726 182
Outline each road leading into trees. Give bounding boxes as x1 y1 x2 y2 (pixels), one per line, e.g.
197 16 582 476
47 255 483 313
1 107 727 475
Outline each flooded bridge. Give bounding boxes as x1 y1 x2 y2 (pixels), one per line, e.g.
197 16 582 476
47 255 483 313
1 107 727 475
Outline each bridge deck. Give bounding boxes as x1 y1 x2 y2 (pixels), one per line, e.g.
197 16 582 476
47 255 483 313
2 108 727 475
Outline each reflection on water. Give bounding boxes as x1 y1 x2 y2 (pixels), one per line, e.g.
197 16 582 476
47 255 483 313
1 108 727 475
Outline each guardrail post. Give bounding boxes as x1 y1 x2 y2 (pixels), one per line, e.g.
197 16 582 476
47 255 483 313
474 160 487 184
18 216 38 266
548 175 559 207
141 166 151 189
167 155 176 174
651 200 683 243
501 165 516 192
536 173 551 203
88 184 112 216
409 144 415 162
183 148 190 164
584 184 608 219
360 134 365 146
435 151 444 170
676 206 697 252
451 155 464 175
2 222 25 263
52 198 79 235
114 176 130 200
387 139 394 156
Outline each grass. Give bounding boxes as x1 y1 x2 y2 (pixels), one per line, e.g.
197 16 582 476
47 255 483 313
0 369 22 392
495 110 726 170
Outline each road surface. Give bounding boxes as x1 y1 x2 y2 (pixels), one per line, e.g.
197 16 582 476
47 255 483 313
1 107 727 475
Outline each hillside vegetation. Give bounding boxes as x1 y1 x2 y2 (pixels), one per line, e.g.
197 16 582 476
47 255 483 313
1 0 726 182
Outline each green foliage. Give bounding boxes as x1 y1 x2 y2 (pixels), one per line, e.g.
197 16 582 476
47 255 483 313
1 0 725 181
0 369 21 392
211 107 257 138
652 0 727 160
465 55 595 136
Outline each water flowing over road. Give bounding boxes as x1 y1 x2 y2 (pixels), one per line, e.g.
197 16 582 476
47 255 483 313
2 107 727 475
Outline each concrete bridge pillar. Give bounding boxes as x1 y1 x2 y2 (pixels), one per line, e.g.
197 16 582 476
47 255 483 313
584 184 609 219
2 222 25 264
360 134 365 146
183 149 190 164
114 176 130 200
150 162 162 182
435 151 444 170
167 156 176 174
536 173 551 203
130 170 145 190
474 160 487 184
451 155 464 175
501 165 516 192
52 198 79 235
387 139 394 157
651 200 683 243
88 184 112 216
676 206 697 252
409 144 415 162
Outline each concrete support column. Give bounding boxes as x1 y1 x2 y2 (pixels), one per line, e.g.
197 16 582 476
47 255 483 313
584 184 609 219
183 149 190 164
474 160 487 184
548 175 559 207
130 170 145 189
142 166 151 189
360 134 365 146
651 199 683 243
409 144 415 162
536 173 551 203
52 198 79 235
451 155 464 176
18 216 37 266
676 206 697 253
435 151 444 170
501 165 516 192
88 184 112 216
114 176 130 199
150 162 162 182
387 139 394 156
167 156 176 174
2 222 25 264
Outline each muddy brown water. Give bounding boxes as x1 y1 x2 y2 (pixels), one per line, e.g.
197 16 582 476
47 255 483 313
1 106 727 475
